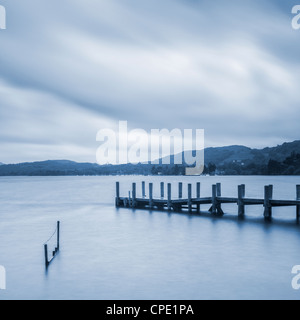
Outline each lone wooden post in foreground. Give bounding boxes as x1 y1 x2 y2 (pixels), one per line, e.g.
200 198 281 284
44 244 49 268
44 221 60 268
57 221 60 251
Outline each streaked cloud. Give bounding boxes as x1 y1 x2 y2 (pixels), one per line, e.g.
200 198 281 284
0 0 299 162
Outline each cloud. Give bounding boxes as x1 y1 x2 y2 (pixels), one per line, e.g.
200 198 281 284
0 0 299 162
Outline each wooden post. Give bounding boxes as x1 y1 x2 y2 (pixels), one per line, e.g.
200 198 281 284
216 183 221 197
264 185 273 220
179 182 183 199
238 185 245 217
196 182 201 213
44 244 49 268
161 182 165 199
142 181 146 198
57 221 60 251
168 183 172 211
149 183 153 209
116 182 120 207
188 184 192 213
297 185 300 221
212 185 217 215
132 183 136 208
214 183 224 216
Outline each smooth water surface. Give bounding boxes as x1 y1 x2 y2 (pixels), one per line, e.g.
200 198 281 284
0 176 300 300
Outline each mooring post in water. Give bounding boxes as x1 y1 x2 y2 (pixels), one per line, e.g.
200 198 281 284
179 182 183 199
149 183 153 209
196 182 201 213
297 185 300 221
44 244 49 268
264 185 273 220
142 181 146 198
132 183 136 208
161 182 165 199
116 182 120 207
167 183 172 211
238 184 246 217
212 185 217 215
188 184 192 213
57 221 60 251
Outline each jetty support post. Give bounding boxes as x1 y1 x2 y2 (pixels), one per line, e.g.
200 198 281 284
188 184 192 213
196 182 201 213
238 184 245 217
297 185 300 222
179 182 183 199
116 182 120 207
216 183 221 197
264 185 273 220
149 183 153 209
161 182 165 199
132 183 136 208
142 181 146 198
216 183 224 216
167 183 172 211
212 185 217 215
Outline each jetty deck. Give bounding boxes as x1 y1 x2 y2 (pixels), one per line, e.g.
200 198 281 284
115 182 300 222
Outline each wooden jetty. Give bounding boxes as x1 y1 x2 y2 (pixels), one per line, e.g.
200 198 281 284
115 182 300 222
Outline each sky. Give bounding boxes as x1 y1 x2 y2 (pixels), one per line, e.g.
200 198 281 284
0 0 300 163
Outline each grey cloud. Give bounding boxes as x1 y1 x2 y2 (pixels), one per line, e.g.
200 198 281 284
0 0 299 162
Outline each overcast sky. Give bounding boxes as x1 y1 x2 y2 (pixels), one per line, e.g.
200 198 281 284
0 0 299 163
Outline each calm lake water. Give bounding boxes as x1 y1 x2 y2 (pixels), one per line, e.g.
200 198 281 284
0 176 300 300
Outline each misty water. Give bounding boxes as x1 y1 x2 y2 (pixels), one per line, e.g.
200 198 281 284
0 176 300 300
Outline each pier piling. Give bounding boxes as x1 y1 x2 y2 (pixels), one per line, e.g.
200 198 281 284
188 184 192 213
297 185 300 221
179 182 183 199
196 182 201 213
168 183 172 211
238 184 245 217
161 182 165 199
264 185 273 220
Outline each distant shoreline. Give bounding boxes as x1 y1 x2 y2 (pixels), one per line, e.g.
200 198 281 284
1 140 300 176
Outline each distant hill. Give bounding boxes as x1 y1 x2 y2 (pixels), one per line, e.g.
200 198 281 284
0 160 103 176
160 140 300 167
0 140 300 176
204 140 300 166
